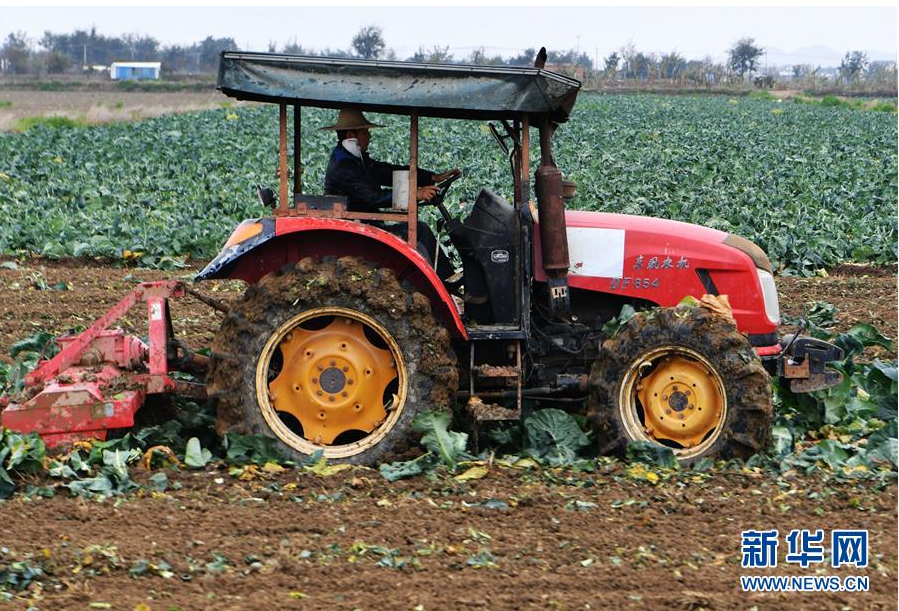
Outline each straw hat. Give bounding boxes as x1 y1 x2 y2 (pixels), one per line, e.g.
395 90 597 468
319 108 384 131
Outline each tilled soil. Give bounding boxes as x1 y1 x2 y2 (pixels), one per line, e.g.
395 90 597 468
0 261 895 609
0 261 894 361
0 468 896 611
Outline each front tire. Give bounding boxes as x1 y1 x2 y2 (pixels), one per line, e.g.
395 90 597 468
587 306 773 463
207 256 458 465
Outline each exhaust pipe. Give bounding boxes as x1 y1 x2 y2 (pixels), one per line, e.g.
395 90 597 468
535 117 570 316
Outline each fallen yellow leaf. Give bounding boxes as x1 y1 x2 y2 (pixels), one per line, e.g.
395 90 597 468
454 466 489 481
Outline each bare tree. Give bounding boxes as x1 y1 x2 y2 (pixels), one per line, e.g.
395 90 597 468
619 41 637 79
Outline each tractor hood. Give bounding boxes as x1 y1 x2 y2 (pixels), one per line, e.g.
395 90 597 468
565 211 772 275
533 209 780 335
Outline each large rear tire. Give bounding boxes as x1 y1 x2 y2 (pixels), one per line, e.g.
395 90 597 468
207 256 458 465
587 306 773 463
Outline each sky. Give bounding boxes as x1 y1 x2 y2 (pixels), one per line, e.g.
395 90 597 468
0 5 896 67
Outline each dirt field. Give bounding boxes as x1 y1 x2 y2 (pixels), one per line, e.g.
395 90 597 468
0 466 896 611
0 89 241 131
0 262 895 609
0 261 894 362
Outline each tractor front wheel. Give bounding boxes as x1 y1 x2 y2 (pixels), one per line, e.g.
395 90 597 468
207 256 458 465
587 306 773 463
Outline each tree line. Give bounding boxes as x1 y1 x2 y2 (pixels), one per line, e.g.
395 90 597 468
1 25 895 92
0 27 236 74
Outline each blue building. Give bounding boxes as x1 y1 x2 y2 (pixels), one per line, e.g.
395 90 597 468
110 62 161 81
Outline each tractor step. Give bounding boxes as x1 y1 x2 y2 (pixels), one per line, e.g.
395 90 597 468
474 364 521 378
466 396 521 422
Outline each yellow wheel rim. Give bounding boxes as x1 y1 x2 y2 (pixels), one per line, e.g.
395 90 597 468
255 307 407 459
619 345 727 459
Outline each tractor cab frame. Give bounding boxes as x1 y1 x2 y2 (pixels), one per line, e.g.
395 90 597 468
198 51 582 344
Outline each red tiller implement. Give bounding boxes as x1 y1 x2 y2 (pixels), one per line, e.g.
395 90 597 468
0 281 212 447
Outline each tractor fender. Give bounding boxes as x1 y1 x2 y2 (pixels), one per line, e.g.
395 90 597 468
195 217 467 339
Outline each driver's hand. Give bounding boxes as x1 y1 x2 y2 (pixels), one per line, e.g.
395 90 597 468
416 185 439 202
433 168 462 183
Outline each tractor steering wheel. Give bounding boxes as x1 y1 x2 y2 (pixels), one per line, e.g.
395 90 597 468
429 172 462 206
425 172 463 222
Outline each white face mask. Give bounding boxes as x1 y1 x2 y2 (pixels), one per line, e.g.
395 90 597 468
342 138 362 158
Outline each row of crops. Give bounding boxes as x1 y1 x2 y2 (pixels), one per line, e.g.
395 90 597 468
0 94 895 274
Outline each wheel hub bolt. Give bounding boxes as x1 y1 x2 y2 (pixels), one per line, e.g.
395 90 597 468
316 390 322 396
678 413 685 420
329 396 335 402
688 404 694 410
342 366 349 372
348 379 354 385
317 365 323 371
685 390 691 396
330 360 336 367
672 385 678 391
342 391 348 397
662 394 669 401
312 377 318 384
665 408 672 415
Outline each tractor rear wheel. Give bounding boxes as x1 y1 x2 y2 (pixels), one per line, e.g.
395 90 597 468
587 305 772 463
207 256 458 465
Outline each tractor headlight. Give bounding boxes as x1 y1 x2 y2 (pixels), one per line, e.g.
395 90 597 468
756 269 781 325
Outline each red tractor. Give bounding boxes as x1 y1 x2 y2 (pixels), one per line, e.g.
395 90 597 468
1 51 844 464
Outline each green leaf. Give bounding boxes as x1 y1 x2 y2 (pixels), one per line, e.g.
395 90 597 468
184 437 212 469
843 323 894 351
625 440 678 468
864 420 898 468
601 304 637 337
0 460 14 500
4 431 46 473
411 410 467 470
223 433 286 465
379 454 431 482
148 472 169 492
804 440 849 469
770 425 793 457
9 331 58 359
524 409 590 467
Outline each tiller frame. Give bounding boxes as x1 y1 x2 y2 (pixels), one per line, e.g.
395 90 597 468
0 281 210 446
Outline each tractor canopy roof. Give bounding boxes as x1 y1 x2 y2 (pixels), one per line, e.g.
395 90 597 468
217 51 581 123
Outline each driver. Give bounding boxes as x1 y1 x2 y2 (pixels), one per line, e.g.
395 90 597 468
322 108 461 285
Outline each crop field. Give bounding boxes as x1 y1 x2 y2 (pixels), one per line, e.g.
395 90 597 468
0 93 896 610
0 94 895 274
